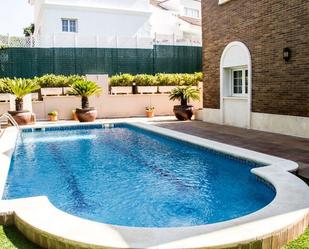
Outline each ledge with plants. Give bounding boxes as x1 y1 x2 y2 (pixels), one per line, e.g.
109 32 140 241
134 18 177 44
109 73 202 95
33 74 85 99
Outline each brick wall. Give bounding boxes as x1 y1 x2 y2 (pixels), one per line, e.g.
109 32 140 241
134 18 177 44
202 0 309 117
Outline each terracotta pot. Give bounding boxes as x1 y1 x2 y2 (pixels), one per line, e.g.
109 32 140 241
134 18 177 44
48 115 58 122
173 105 194 121
146 111 154 118
8 110 32 125
75 108 97 122
72 110 78 121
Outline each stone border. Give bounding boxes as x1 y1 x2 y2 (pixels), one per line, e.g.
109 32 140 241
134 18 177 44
0 122 308 249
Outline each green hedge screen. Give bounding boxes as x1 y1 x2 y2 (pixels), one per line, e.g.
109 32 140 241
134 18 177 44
0 46 202 78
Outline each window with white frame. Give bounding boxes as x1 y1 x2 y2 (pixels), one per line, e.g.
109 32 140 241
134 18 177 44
231 68 248 96
62 19 77 32
184 7 199 18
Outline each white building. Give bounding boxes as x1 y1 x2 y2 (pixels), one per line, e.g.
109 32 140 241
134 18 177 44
28 0 201 48
150 0 201 39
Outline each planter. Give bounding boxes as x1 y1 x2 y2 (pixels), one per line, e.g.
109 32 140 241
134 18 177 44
48 115 58 122
158 86 177 93
138 86 158 94
0 94 10 102
72 110 78 121
63 87 71 95
75 108 97 122
111 87 132 95
8 110 32 125
31 92 39 101
146 111 154 118
173 105 194 121
41 88 63 96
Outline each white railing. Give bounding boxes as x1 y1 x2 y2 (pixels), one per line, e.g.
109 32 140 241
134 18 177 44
0 113 20 130
0 33 202 48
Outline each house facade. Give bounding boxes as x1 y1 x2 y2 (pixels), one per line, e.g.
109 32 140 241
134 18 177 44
150 0 201 38
29 0 201 48
202 0 309 138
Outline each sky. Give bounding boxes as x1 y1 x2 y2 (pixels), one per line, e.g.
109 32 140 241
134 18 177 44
0 0 34 36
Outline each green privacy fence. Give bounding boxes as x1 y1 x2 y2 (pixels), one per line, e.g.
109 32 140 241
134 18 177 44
0 45 202 78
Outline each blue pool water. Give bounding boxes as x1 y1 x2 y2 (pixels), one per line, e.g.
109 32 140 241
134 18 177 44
4 124 275 227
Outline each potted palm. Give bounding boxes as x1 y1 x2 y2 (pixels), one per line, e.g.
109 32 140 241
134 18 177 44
69 80 102 122
6 78 40 125
169 86 200 120
48 111 58 121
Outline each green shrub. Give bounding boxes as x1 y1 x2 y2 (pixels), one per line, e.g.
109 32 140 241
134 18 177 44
68 80 102 109
155 73 173 86
109 74 134 87
179 74 196 86
194 72 203 82
155 73 201 86
34 74 85 88
169 86 200 105
48 111 58 116
0 78 11 93
133 74 157 86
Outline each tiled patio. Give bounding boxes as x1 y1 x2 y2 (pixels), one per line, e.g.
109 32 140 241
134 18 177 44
153 120 309 180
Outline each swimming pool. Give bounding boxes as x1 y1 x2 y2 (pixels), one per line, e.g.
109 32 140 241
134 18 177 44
0 122 308 249
4 123 275 228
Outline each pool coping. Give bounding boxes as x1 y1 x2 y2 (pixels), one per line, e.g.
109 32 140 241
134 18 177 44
0 121 308 249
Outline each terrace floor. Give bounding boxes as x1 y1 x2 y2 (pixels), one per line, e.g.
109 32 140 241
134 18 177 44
152 119 309 181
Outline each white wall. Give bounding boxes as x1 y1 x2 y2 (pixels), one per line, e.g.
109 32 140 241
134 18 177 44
179 0 201 17
43 0 150 11
202 108 309 139
32 0 201 47
222 98 248 128
32 94 201 120
149 6 182 36
150 0 201 37
251 113 309 139
39 6 151 38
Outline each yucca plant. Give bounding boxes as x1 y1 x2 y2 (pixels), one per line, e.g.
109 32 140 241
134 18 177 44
6 78 40 111
169 86 200 106
69 80 102 109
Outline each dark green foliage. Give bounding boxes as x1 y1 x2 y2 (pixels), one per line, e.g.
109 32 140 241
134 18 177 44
23 24 35 37
169 86 200 106
33 74 85 88
68 80 102 109
0 46 202 78
110 73 202 87
109 74 134 86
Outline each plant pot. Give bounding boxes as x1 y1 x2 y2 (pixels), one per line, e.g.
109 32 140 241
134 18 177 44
48 115 58 122
75 108 97 122
72 110 78 121
173 105 194 121
146 111 154 118
8 110 32 125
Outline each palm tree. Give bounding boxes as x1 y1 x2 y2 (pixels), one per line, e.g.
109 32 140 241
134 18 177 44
69 80 102 109
169 86 200 106
6 78 40 111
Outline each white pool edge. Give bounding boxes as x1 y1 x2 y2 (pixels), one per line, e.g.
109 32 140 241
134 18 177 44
0 122 308 249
